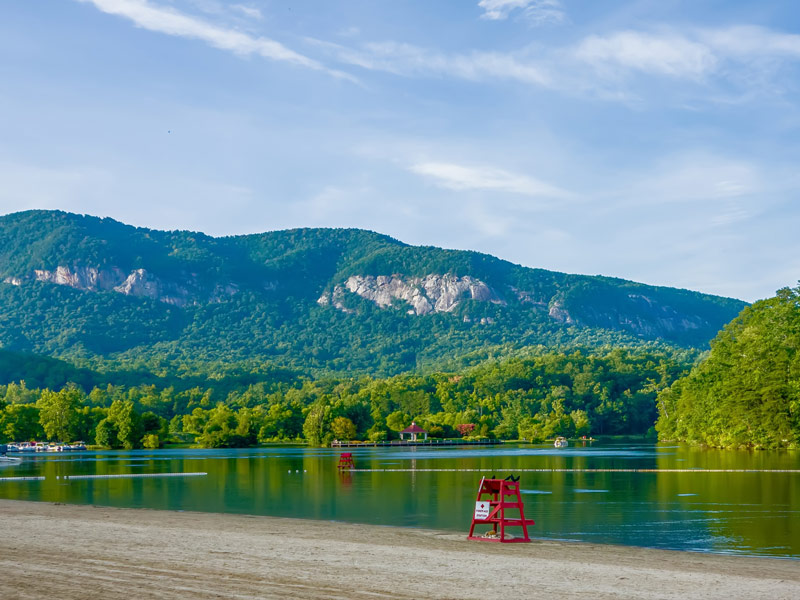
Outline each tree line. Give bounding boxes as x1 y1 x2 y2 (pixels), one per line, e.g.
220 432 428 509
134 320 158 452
1 347 692 448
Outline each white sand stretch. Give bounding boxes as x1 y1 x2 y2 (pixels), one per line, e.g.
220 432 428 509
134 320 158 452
0 499 797 600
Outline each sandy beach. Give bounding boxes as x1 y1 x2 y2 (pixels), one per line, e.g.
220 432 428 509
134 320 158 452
0 499 797 600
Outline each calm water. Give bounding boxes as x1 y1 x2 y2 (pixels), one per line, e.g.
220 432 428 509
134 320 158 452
1 442 798 559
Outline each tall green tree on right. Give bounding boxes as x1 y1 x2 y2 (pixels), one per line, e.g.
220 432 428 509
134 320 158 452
656 285 800 449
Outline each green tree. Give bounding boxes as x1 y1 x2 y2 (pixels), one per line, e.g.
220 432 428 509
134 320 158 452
385 411 410 433
303 402 333 446
0 404 43 442
570 409 591 436
142 433 161 449
107 400 144 449
331 416 357 440
95 418 119 448
258 402 303 441
37 387 82 441
195 404 256 448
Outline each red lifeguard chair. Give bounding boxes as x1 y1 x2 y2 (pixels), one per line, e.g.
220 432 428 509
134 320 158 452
337 452 355 470
468 476 535 543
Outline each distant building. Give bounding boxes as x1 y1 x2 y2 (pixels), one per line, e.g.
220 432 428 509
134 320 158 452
399 422 428 442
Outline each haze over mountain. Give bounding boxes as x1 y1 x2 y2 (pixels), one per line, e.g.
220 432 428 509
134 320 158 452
0 210 746 375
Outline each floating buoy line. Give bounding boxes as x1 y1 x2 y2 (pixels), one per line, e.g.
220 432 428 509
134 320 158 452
61 472 207 480
347 468 800 474
0 472 207 483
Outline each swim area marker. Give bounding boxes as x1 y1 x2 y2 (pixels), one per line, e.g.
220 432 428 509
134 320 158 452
348 468 800 474
61 472 207 480
0 472 207 483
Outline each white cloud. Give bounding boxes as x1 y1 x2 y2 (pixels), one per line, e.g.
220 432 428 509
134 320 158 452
574 30 717 79
231 4 262 21
77 0 343 75
308 39 551 87
311 24 800 100
409 161 568 198
700 25 800 59
478 0 565 25
572 25 800 88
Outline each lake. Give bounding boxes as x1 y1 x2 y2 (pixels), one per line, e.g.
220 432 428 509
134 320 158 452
1 442 798 559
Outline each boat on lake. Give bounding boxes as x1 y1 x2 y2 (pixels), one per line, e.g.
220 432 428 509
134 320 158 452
554 436 568 448
6 441 87 452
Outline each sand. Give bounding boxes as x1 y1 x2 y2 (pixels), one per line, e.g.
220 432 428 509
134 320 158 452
0 500 797 600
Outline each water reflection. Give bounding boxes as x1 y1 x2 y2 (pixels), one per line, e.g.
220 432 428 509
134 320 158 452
0 442 798 558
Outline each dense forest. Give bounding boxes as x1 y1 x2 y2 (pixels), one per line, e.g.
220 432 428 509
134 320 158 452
656 285 800 449
1 347 693 448
4 210 777 451
0 210 745 376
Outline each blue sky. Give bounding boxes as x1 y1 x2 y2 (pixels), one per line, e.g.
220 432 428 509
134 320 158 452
2 0 800 302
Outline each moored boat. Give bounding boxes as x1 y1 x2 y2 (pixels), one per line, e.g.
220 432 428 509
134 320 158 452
554 436 568 448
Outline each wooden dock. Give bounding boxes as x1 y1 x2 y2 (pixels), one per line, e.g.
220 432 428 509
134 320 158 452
330 439 502 448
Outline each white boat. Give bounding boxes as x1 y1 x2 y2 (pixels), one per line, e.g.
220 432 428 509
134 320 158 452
554 436 568 448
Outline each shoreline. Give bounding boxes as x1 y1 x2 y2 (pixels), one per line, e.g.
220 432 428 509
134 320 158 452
1 499 798 600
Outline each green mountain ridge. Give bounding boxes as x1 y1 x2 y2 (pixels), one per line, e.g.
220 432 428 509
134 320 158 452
0 210 747 375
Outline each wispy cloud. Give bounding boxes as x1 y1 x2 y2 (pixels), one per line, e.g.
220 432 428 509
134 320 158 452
624 153 762 205
409 161 569 198
572 25 800 90
231 4 262 21
86 2 800 102
700 25 800 59
181 0 260 22
574 30 717 79
478 0 565 26
309 22 800 103
77 0 345 76
307 38 551 87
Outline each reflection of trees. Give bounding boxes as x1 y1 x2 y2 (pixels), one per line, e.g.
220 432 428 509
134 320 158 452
656 445 800 556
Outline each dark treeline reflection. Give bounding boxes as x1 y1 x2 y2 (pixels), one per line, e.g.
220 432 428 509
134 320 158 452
1 443 797 558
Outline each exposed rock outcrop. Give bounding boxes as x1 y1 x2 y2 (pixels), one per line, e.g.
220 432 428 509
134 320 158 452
316 274 715 340
546 292 705 336
318 274 505 316
34 266 125 291
17 265 238 307
510 286 548 307
548 301 575 324
112 268 193 306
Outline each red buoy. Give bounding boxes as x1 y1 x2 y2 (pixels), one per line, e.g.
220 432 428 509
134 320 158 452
468 476 535 543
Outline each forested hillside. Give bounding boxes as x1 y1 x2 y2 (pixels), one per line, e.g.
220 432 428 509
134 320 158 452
656 285 800 449
0 210 746 375
1 347 693 448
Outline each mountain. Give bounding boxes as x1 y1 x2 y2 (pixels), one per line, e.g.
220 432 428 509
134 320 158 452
655 285 800 449
0 210 746 375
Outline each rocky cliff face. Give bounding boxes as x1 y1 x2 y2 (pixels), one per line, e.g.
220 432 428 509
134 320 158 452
545 292 706 336
318 274 505 315
33 265 124 291
316 273 714 340
9 265 239 307
6 262 716 342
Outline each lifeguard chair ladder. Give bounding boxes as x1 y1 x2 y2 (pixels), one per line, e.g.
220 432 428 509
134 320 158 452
337 452 355 470
468 476 535 543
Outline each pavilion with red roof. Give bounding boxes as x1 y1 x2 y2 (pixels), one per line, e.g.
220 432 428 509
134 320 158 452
399 422 428 442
